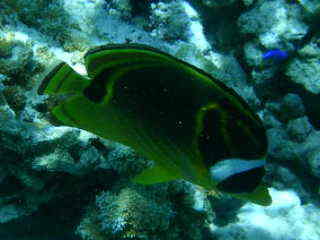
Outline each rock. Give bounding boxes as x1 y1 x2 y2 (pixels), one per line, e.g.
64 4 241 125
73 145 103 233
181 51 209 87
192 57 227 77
201 0 237 8
149 1 191 42
265 94 305 122
243 41 264 67
238 0 308 48
212 189 320 240
286 58 320 94
307 149 320 178
286 117 313 143
296 0 320 19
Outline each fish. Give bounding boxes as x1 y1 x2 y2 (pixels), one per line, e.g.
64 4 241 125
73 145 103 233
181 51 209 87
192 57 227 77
38 44 271 206
262 49 289 62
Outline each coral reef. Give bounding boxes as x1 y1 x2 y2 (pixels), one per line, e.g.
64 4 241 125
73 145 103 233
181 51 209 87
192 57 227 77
212 189 320 240
286 46 320 94
1 0 73 44
77 183 213 240
1 0 320 239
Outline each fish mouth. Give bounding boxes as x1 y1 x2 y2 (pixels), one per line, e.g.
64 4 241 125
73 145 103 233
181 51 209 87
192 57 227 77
209 157 266 182
209 157 266 193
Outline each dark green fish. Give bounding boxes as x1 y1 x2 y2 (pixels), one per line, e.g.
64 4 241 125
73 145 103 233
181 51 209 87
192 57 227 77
38 44 271 206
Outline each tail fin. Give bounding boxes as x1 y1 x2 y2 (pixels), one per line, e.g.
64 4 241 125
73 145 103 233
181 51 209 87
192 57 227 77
38 62 89 95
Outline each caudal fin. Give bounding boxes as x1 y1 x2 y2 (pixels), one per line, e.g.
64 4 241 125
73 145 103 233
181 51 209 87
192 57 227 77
38 62 89 95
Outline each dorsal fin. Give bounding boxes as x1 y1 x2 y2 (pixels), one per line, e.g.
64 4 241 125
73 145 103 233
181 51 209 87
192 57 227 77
83 43 176 79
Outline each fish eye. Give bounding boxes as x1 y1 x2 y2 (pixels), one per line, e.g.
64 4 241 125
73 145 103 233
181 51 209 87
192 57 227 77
216 167 265 194
83 84 105 103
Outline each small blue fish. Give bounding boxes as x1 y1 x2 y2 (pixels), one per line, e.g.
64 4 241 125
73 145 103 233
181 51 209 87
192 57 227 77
262 49 289 61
